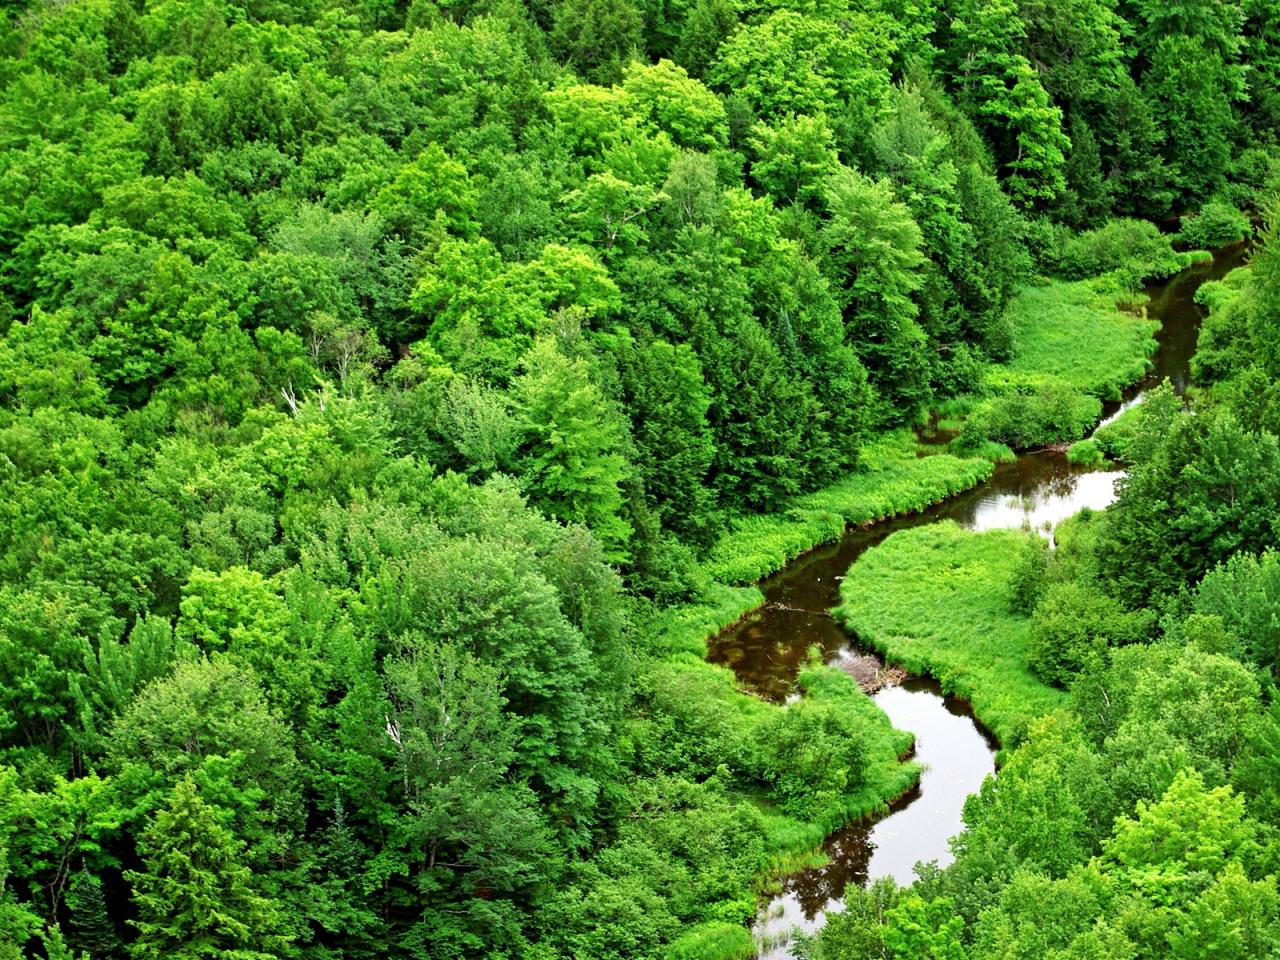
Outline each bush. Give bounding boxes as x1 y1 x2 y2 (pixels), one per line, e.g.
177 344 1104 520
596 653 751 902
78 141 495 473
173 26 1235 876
760 698 870 819
1058 218 1182 282
1026 581 1151 686
1008 535 1050 614
960 381 1101 450
1066 438 1102 466
1177 201 1251 249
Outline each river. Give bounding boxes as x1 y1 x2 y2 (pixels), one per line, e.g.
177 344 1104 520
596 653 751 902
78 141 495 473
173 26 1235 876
706 242 1250 959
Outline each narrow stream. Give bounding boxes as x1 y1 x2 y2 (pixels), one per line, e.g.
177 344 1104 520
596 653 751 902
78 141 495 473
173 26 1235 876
708 242 1250 959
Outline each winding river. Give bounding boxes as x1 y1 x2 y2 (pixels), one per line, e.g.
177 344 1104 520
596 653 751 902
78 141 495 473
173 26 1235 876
706 242 1251 959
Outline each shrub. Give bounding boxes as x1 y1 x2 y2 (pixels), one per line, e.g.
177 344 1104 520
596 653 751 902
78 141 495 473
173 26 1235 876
1177 201 1252 249
1058 218 1182 282
1008 535 1050 614
1066 438 1102 466
960 381 1101 450
1027 580 1151 686
760 698 870 819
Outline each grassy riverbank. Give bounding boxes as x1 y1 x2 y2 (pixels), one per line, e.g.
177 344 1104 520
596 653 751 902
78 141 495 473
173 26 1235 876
834 522 1068 748
704 431 995 586
1003 278 1160 400
955 277 1163 451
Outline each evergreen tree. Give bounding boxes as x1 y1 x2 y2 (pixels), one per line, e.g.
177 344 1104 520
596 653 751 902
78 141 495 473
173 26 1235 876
125 779 290 960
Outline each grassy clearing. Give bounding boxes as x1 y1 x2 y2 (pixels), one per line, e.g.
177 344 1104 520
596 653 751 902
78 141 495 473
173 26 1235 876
1003 279 1159 400
953 277 1162 451
647 581 764 657
834 522 1068 748
703 431 994 584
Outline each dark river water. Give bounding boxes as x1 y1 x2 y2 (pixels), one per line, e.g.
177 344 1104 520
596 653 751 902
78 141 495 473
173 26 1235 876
707 243 1251 959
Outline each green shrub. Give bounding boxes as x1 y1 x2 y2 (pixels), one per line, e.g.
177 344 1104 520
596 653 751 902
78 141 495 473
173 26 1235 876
1177 201 1251 249
759 697 871 820
1058 218 1182 282
1066 438 1102 466
959 382 1102 450
1026 580 1146 686
1093 404 1144 461
1008 535 1050 614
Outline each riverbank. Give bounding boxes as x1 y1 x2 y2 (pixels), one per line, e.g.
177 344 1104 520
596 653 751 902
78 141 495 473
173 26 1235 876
834 522 1067 750
635 258 1208 959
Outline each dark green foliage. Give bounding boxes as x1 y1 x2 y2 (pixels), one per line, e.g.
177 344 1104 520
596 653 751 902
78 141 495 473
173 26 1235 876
1057 217 1183 282
1096 406 1280 606
1026 580 1149 686
3 0 1280 957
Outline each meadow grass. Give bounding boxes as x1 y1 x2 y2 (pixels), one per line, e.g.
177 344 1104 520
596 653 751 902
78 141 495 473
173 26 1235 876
1003 279 1159 400
648 581 765 656
703 431 994 585
834 522 1068 748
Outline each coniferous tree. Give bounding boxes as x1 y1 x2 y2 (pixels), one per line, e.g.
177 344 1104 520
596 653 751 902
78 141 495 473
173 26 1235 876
125 779 290 960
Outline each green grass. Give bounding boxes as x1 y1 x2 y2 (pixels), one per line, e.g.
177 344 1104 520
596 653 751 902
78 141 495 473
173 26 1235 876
703 431 994 585
1066 437 1103 466
951 277 1162 452
1093 403 1146 461
666 922 756 960
1003 279 1159 401
647 582 764 657
834 522 1068 748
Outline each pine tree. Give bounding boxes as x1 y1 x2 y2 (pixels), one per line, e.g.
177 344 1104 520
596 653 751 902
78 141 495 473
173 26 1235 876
66 870 122 960
125 779 290 960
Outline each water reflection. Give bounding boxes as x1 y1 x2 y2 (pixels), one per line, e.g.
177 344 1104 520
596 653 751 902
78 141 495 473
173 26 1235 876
754 679 998 960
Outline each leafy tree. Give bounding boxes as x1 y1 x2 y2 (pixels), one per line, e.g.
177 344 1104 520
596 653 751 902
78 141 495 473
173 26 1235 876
948 0 1070 205
822 166 930 416
513 337 633 561
1097 407 1280 606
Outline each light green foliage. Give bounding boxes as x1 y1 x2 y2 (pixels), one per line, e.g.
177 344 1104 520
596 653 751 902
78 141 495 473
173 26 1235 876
1065 438 1102 466
1178 201 1252 249
882 895 967 960
1026 580 1149 686
125 778 290 960
514 337 633 561
836 522 1068 746
709 10 894 151
4 0 1280 956
1002 280 1158 398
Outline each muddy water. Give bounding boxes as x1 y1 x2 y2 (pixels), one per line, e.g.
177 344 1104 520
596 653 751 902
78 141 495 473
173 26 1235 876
707 243 1250 959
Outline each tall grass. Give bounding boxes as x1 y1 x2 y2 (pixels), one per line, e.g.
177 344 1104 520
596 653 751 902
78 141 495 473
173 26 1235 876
834 522 1068 748
1003 279 1158 400
703 432 994 585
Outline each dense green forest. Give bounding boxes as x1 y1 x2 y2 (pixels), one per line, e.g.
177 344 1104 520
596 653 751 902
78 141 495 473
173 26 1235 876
2 0 1280 957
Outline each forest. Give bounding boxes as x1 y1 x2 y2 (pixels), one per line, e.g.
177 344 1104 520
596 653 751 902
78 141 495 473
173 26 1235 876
2 0 1280 957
